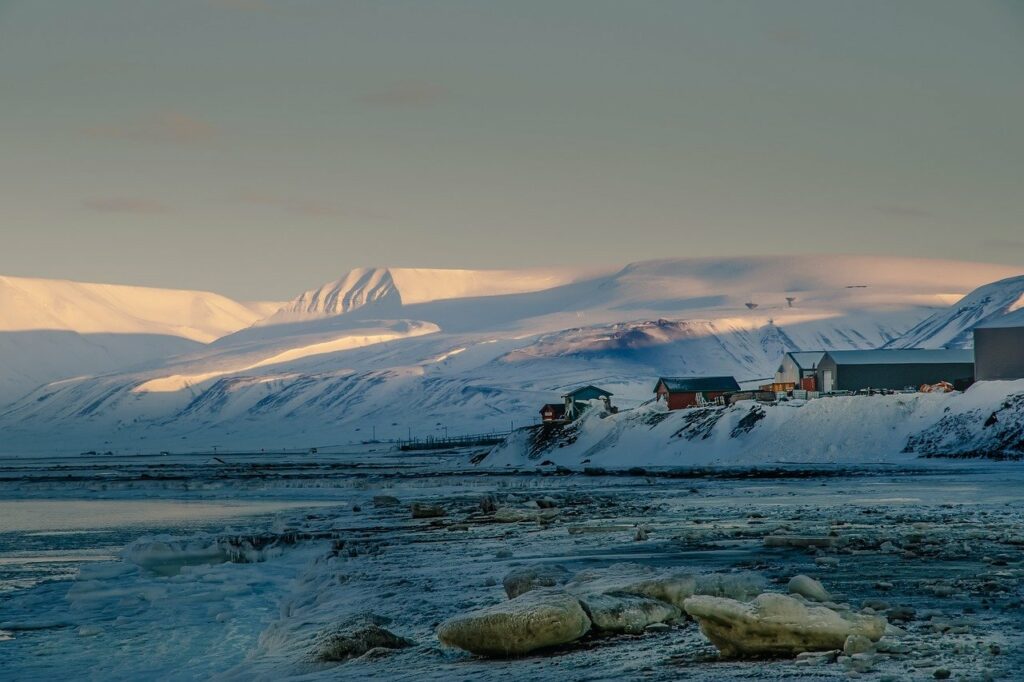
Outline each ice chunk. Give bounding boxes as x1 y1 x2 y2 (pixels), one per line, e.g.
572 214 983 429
313 617 414 662
577 592 680 634
788 575 831 602
437 588 591 657
566 563 765 609
502 565 571 598
683 593 886 658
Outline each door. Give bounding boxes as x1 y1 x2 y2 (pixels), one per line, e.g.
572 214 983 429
822 370 834 393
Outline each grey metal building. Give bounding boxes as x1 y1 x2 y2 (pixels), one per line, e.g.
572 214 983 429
815 349 975 392
974 310 1024 380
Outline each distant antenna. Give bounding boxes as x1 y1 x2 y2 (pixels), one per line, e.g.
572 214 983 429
786 297 796 308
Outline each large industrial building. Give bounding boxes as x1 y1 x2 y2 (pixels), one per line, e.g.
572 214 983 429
974 310 1024 381
815 349 975 392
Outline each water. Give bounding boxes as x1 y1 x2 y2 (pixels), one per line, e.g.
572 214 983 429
1 452 1022 680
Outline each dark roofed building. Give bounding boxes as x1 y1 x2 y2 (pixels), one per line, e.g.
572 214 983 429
560 385 614 420
815 349 974 392
539 403 567 422
561 385 613 402
654 376 741 410
974 309 1024 381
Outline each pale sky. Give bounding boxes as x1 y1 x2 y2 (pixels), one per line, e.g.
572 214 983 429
1 0 1022 300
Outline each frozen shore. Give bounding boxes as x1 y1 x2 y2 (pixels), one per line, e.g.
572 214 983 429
2 455 1023 680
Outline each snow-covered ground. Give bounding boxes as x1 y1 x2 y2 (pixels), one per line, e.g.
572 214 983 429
2 255 1021 456
2 453 1022 680
484 380 1024 468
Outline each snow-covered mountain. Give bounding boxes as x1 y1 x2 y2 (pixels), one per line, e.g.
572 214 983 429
0 255 1020 455
0 275 281 402
263 266 599 324
0 275 277 342
889 274 1024 349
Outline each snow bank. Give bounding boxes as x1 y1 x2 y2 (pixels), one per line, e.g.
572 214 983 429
483 381 1024 467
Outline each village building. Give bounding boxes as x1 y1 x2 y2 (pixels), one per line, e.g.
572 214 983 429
774 351 825 390
974 310 1024 380
561 385 614 420
539 403 567 422
814 349 974 392
654 376 741 410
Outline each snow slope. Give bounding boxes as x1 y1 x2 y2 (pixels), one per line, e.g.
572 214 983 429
0 275 285 402
483 379 1024 468
0 255 1020 455
0 275 276 342
889 274 1024 349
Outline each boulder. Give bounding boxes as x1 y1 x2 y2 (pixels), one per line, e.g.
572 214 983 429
314 619 414 662
577 592 680 634
788 575 831 602
683 593 886 659
410 502 445 519
502 565 571 598
436 589 591 657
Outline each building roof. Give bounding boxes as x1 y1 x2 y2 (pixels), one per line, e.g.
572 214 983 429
539 403 566 416
562 385 613 400
823 349 974 366
785 351 826 370
976 307 1024 329
655 376 741 393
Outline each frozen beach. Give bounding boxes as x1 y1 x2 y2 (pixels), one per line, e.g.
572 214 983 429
2 450 1022 680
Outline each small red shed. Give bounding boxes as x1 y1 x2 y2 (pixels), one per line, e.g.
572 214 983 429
654 376 741 410
539 403 567 422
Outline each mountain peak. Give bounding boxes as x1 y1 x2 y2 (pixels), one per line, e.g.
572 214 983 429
889 274 1024 348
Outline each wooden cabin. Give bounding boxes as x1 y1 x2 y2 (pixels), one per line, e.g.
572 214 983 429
539 403 567 422
561 385 614 420
654 376 741 410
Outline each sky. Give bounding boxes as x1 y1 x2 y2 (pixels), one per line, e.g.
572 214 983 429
1 0 1022 300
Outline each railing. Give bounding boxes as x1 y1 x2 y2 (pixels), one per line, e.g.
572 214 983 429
397 430 513 451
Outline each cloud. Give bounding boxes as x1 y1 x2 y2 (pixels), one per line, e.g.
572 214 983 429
82 197 172 214
84 112 218 146
871 204 935 219
360 82 450 108
238 192 340 217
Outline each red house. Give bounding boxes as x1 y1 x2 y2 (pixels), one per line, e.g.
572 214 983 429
539 403 567 422
654 376 741 410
